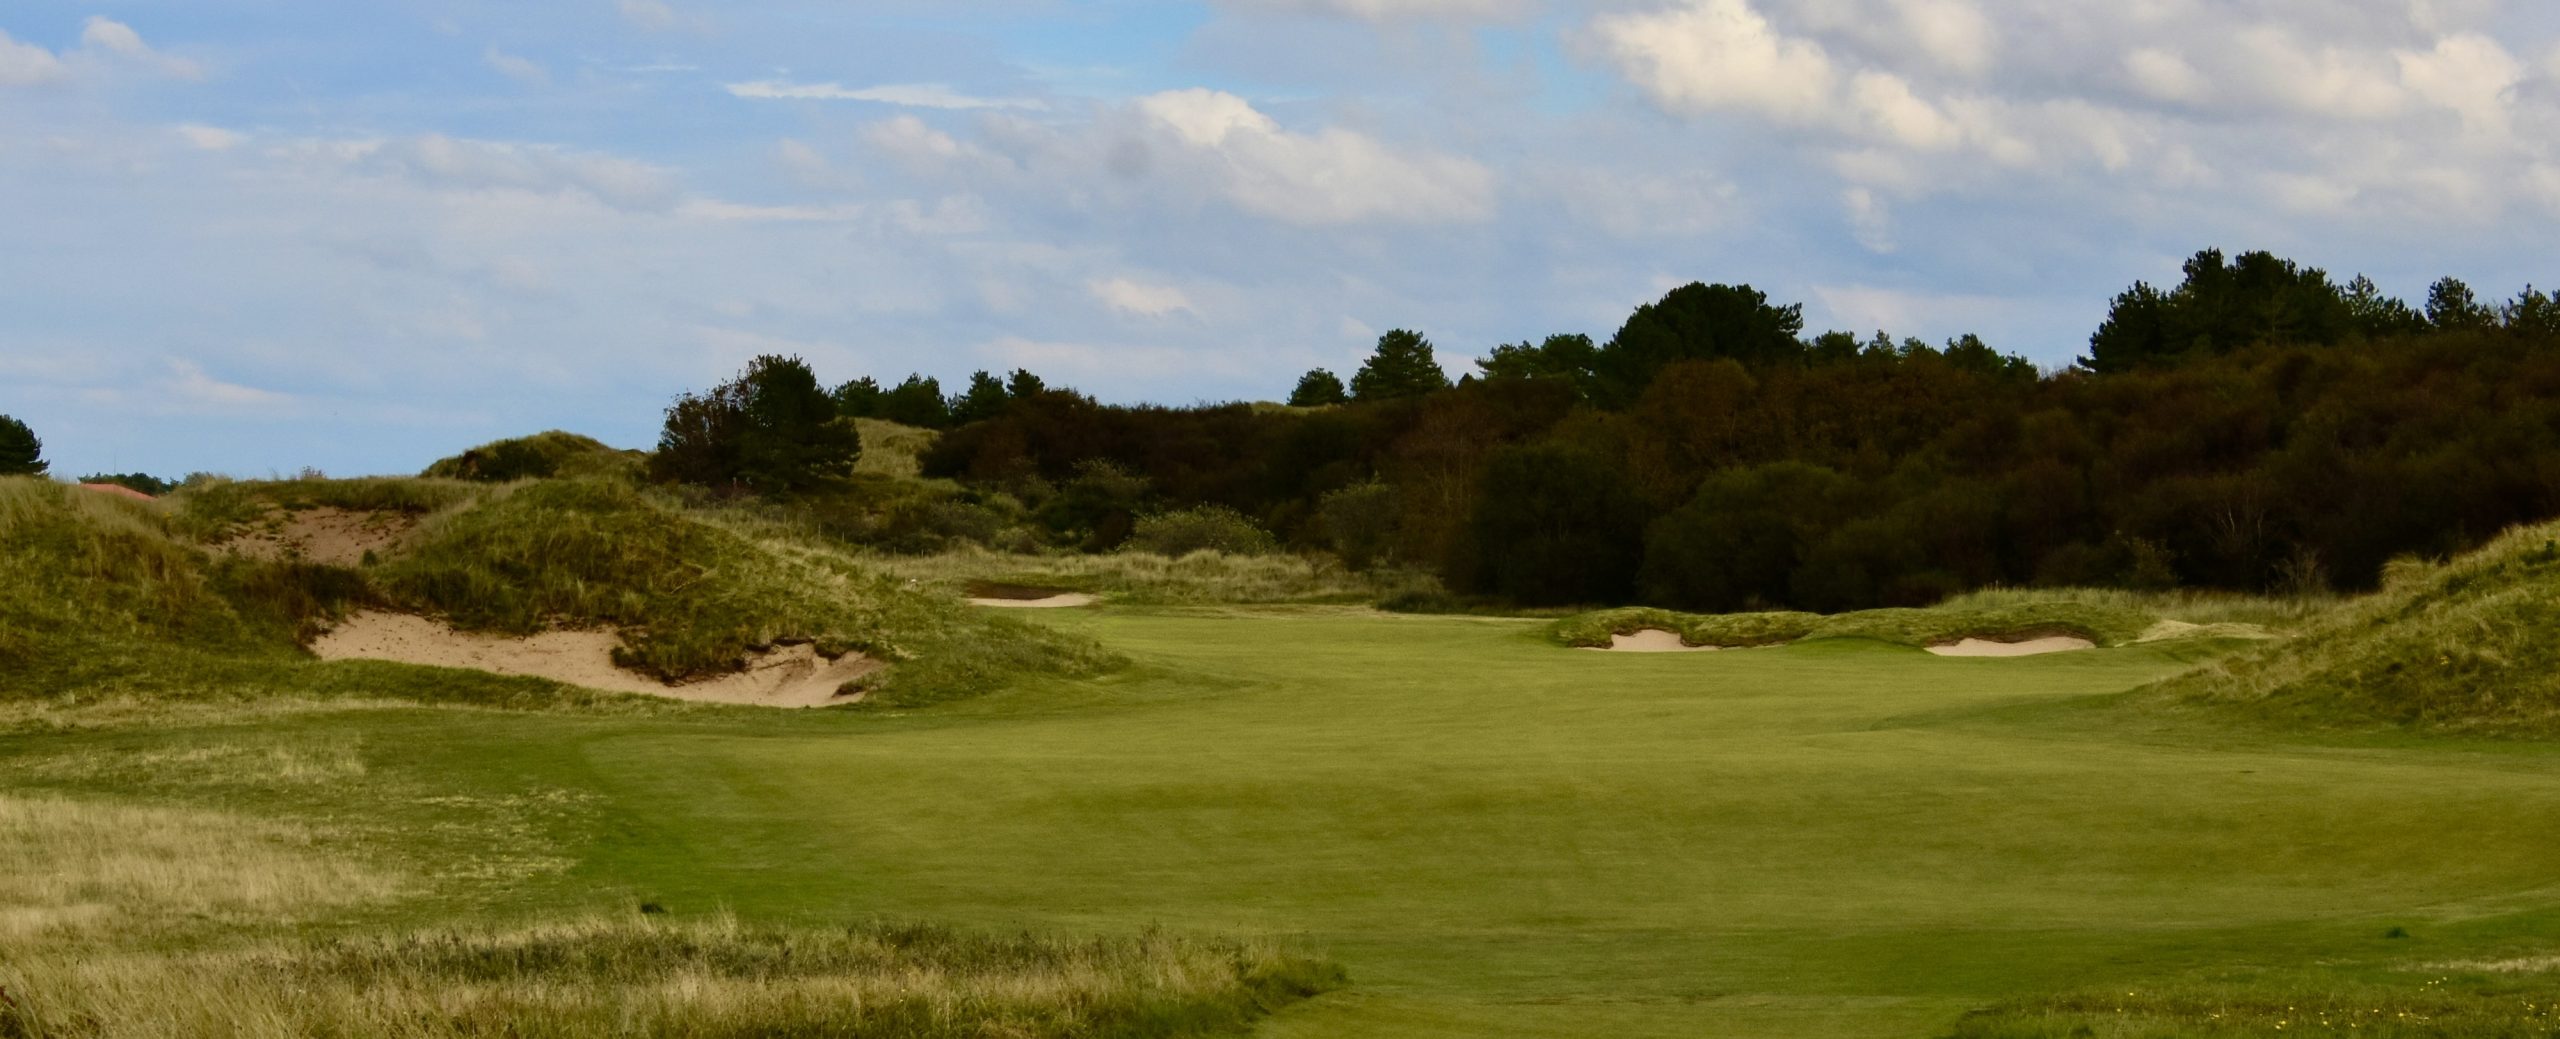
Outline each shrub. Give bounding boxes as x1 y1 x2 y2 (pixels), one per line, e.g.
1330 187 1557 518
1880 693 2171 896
1124 506 1279 557
1317 481 1399 569
422 431 631 482
650 355 862 495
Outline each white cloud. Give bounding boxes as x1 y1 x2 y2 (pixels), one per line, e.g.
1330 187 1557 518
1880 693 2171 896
174 124 245 151
1889 0 1995 77
1850 71 1960 150
1090 277 1196 318
725 80 1045 110
354 134 682 211
484 48 549 87
2395 33 2522 134
865 115 986 167
2125 47 2210 105
81 17 202 80
2226 25 2404 119
1133 88 1495 225
1842 187 1894 253
0 29 68 87
1592 0 1837 123
167 359 292 409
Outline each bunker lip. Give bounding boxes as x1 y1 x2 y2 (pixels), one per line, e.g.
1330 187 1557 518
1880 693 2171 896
308 611 878 708
1925 635 2099 657
1581 629 1722 653
965 581 1098 609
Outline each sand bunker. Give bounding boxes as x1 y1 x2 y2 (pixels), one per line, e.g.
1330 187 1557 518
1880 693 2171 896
968 593 1096 609
1582 629 1720 653
309 612 878 708
963 582 1097 609
1926 636 2098 657
220 508 417 567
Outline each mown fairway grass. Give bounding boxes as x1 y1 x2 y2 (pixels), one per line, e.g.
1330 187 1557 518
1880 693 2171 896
11 608 2560 1036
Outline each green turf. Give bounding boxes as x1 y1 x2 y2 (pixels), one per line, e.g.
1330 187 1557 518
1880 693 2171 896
13 606 2560 1036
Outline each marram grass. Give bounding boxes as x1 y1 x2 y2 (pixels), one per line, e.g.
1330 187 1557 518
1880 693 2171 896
0 916 1342 1039
2150 518 2560 733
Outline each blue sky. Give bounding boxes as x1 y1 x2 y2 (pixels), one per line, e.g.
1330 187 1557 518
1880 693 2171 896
4 0 2557 478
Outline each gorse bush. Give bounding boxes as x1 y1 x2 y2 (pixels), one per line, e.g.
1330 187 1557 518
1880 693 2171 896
0 916 1344 1039
1123 505 1278 557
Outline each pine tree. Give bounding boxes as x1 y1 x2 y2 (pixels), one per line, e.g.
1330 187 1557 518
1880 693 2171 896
1348 330 1449 402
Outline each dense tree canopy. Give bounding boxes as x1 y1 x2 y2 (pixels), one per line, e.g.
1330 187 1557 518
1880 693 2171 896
1289 369 1349 407
651 355 861 494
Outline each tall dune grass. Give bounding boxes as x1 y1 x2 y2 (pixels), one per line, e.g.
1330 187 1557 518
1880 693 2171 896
0 917 1341 1039
2151 518 2560 732
868 546 1437 606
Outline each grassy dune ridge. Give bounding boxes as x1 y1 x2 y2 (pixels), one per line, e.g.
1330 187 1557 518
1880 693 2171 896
2153 518 2560 733
0 474 1113 711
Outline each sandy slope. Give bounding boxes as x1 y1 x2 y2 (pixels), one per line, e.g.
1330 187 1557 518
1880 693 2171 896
310 612 877 708
219 508 418 567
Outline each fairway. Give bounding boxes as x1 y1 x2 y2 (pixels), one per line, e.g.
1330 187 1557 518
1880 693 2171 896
14 607 2560 1037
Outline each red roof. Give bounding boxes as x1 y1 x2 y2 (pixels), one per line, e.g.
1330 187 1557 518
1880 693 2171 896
78 483 156 503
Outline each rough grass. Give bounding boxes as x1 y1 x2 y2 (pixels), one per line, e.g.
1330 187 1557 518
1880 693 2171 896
1949 966 2560 1038
2150 519 2560 734
0 792 399 944
868 546 1437 606
166 475 485 541
853 418 938 478
0 917 1341 1039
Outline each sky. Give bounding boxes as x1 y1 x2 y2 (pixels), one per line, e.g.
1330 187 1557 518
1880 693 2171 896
3 1 2558 478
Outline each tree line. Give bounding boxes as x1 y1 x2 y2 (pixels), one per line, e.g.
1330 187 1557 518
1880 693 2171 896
905 249 2560 607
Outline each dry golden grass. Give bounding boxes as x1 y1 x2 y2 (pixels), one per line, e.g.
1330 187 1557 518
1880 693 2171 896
0 916 1339 1039
0 793 399 945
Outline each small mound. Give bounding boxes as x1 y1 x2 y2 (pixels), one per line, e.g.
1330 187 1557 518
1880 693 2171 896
310 612 877 708
1925 636 2097 657
219 508 417 567
1581 629 1719 653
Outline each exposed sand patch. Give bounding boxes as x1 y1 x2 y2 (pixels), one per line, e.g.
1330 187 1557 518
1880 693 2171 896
963 581 1098 609
2136 619 2278 643
1582 629 1720 653
309 612 878 708
219 508 418 567
968 593 1097 609
1926 636 2098 657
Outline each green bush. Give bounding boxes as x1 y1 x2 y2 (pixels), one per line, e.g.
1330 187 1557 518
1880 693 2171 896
1123 506 1279 557
422 431 633 482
